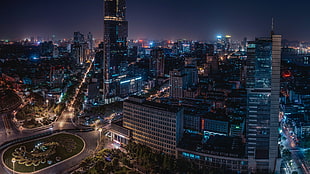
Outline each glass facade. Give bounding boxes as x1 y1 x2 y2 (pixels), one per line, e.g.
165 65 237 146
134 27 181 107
246 35 281 172
177 149 249 173
103 0 128 102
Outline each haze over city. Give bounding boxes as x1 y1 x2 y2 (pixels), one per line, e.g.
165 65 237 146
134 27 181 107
1 0 310 40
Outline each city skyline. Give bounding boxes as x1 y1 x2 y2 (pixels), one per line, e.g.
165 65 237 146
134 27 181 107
0 0 310 173
1 0 310 41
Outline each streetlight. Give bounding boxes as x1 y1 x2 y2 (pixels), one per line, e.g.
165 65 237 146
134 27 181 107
97 128 102 149
50 126 53 133
46 99 49 109
99 128 102 142
11 158 16 174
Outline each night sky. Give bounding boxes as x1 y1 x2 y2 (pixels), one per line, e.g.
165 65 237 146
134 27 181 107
1 0 310 41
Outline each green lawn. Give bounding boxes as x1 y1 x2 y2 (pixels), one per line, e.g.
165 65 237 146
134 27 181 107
3 133 85 173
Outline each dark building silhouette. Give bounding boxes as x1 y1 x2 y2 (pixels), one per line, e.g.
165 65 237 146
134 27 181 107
103 0 128 104
150 48 165 78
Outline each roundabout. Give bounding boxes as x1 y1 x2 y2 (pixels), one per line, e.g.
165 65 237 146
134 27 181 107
2 133 85 173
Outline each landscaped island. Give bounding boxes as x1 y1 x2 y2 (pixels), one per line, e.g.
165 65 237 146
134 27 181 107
3 133 85 173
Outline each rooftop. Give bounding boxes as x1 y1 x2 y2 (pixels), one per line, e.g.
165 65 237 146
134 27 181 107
178 133 245 158
125 95 182 113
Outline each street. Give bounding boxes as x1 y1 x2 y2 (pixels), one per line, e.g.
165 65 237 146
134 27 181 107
0 56 98 174
281 120 310 174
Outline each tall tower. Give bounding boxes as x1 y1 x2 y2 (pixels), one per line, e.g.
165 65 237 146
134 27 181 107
72 32 86 64
74 32 84 43
103 0 128 104
245 34 281 173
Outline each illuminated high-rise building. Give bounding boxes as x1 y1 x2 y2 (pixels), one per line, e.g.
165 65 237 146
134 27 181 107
103 0 128 104
73 32 84 43
150 48 165 78
216 34 231 54
87 32 93 51
170 69 187 99
72 32 87 64
245 34 281 173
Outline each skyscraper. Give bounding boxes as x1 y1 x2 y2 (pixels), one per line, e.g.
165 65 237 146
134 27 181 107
245 34 281 173
87 32 93 51
103 0 128 104
72 32 88 65
73 32 84 43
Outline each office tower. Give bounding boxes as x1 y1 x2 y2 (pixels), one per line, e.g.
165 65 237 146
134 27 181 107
72 44 84 64
103 0 128 104
72 32 88 64
123 96 184 156
205 44 215 56
184 60 198 87
87 32 93 51
245 34 281 173
50 66 64 88
216 35 225 53
52 45 59 58
170 69 187 99
170 66 198 99
216 35 231 54
94 42 104 70
242 37 247 51
128 45 138 62
224 35 232 51
150 48 165 78
73 32 84 43
193 42 204 59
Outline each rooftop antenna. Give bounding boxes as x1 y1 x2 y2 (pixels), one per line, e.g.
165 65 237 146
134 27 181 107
271 17 275 35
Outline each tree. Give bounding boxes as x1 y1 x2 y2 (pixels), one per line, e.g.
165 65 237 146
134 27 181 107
176 158 189 172
80 160 89 170
54 103 65 115
95 159 105 172
121 157 130 167
112 158 119 167
87 167 98 174
104 163 113 174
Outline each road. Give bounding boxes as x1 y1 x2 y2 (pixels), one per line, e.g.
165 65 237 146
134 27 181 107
54 56 95 131
0 114 10 144
0 56 97 174
0 113 22 144
36 130 99 174
147 83 170 101
54 110 76 130
281 121 310 174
